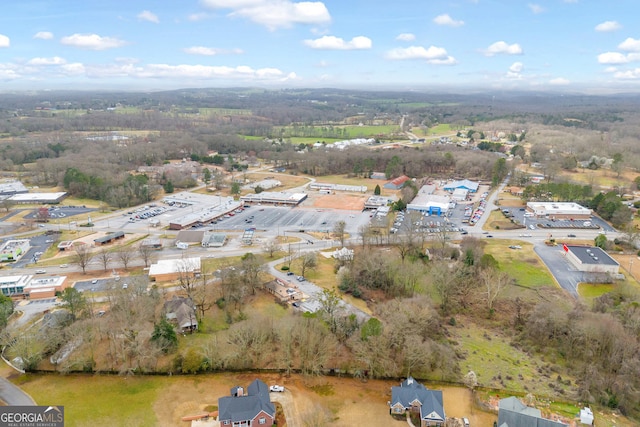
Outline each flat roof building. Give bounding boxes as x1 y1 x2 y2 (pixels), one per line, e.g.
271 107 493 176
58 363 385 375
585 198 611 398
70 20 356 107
166 193 241 230
0 181 28 195
564 245 619 274
527 202 592 219
0 275 31 297
0 239 30 262
240 192 307 206
202 232 227 248
9 192 67 204
25 276 68 299
407 186 451 216
149 257 201 282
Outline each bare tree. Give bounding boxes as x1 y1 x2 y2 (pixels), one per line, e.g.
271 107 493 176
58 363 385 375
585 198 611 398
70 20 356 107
333 221 346 247
97 248 112 272
481 268 512 314
116 246 136 270
262 238 281 258
192 266 215 322
0 198 14 213
300 251 317 277
241 252 264 295
137 243 156 268
176 257 199 300
73 244 94 274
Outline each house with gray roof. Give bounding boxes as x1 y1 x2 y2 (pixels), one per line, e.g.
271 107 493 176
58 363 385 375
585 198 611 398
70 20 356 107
497 396 567 427
218 379 275 427
389 377 445 427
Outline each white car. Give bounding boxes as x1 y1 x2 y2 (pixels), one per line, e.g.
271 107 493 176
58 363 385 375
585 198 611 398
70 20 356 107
60 264 68 268
269 385 284 392
35 269 46 274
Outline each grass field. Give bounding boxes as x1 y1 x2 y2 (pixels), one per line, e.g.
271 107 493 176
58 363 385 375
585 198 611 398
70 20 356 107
453 319 576 398
483 240 557 291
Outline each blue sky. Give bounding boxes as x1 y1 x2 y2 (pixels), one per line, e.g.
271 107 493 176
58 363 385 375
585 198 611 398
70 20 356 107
1 0 640 93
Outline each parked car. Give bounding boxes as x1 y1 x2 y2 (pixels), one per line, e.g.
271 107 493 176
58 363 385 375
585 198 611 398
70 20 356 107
296 276 305 282
567 234 576 237
269 385 285 392
286 271 294 276
35 269 46 274
59 264 68 268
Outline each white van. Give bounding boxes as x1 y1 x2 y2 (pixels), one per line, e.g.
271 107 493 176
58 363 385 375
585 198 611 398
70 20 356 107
462 417 470 427
523 212 534 217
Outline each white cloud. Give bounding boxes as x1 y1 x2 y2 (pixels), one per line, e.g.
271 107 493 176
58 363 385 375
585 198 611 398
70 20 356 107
509 62 523 73
396 33 415 42
33 31 54 40
597 51 629 64
433 14 464 27
184 46 243 55
137 10 160 23
0 64 20 80
201 0 331 30
506 62 523 79
619 38 640 52
61 63 86 75
61 33 127 50
563 0 578 3
0 34 10 48
528 3 545 14
484 41 523 56
595 21 621 32
604 66 618 73
385 45 456 64
549 77 570 85
613 68 640 80
304 35 371 50
188 12 212 21
27 57 67 66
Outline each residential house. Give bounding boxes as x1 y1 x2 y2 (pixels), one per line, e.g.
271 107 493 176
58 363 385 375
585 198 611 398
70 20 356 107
163 296 198 333
389 377 445 427
497 396 567 427
218 379 275 427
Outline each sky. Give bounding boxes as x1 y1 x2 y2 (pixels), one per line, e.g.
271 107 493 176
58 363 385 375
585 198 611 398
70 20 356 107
1 0 640 93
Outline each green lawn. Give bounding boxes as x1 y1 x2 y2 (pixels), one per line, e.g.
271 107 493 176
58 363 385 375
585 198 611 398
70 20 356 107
14 374 161 426
483 241 556 290
578 283 614 302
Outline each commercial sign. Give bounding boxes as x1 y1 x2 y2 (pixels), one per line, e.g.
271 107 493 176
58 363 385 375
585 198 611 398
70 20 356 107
0 406 64 427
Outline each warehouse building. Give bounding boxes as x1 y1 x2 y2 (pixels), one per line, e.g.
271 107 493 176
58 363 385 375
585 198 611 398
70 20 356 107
563 245 619 274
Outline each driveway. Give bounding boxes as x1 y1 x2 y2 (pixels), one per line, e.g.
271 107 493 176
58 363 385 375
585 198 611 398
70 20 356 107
270 390 301 427
533 243 584 298
0 376 36 405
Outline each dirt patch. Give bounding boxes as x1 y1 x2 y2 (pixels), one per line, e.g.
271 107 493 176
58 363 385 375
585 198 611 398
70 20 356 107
151 374 499 427
312 194 367 210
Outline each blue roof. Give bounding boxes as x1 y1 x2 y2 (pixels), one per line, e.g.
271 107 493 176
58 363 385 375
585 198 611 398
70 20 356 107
443 179 479 191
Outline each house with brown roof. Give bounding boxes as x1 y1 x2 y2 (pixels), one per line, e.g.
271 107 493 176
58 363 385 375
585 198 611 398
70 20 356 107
163 296 197 333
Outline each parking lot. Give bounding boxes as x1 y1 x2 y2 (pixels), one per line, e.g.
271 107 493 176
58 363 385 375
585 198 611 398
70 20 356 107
498 207 616 233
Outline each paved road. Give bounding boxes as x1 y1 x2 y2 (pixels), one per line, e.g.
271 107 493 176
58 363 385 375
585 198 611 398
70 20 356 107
0 376 36 405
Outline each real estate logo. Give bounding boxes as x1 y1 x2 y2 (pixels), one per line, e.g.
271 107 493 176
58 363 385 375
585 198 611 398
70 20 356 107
0 406 64 427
